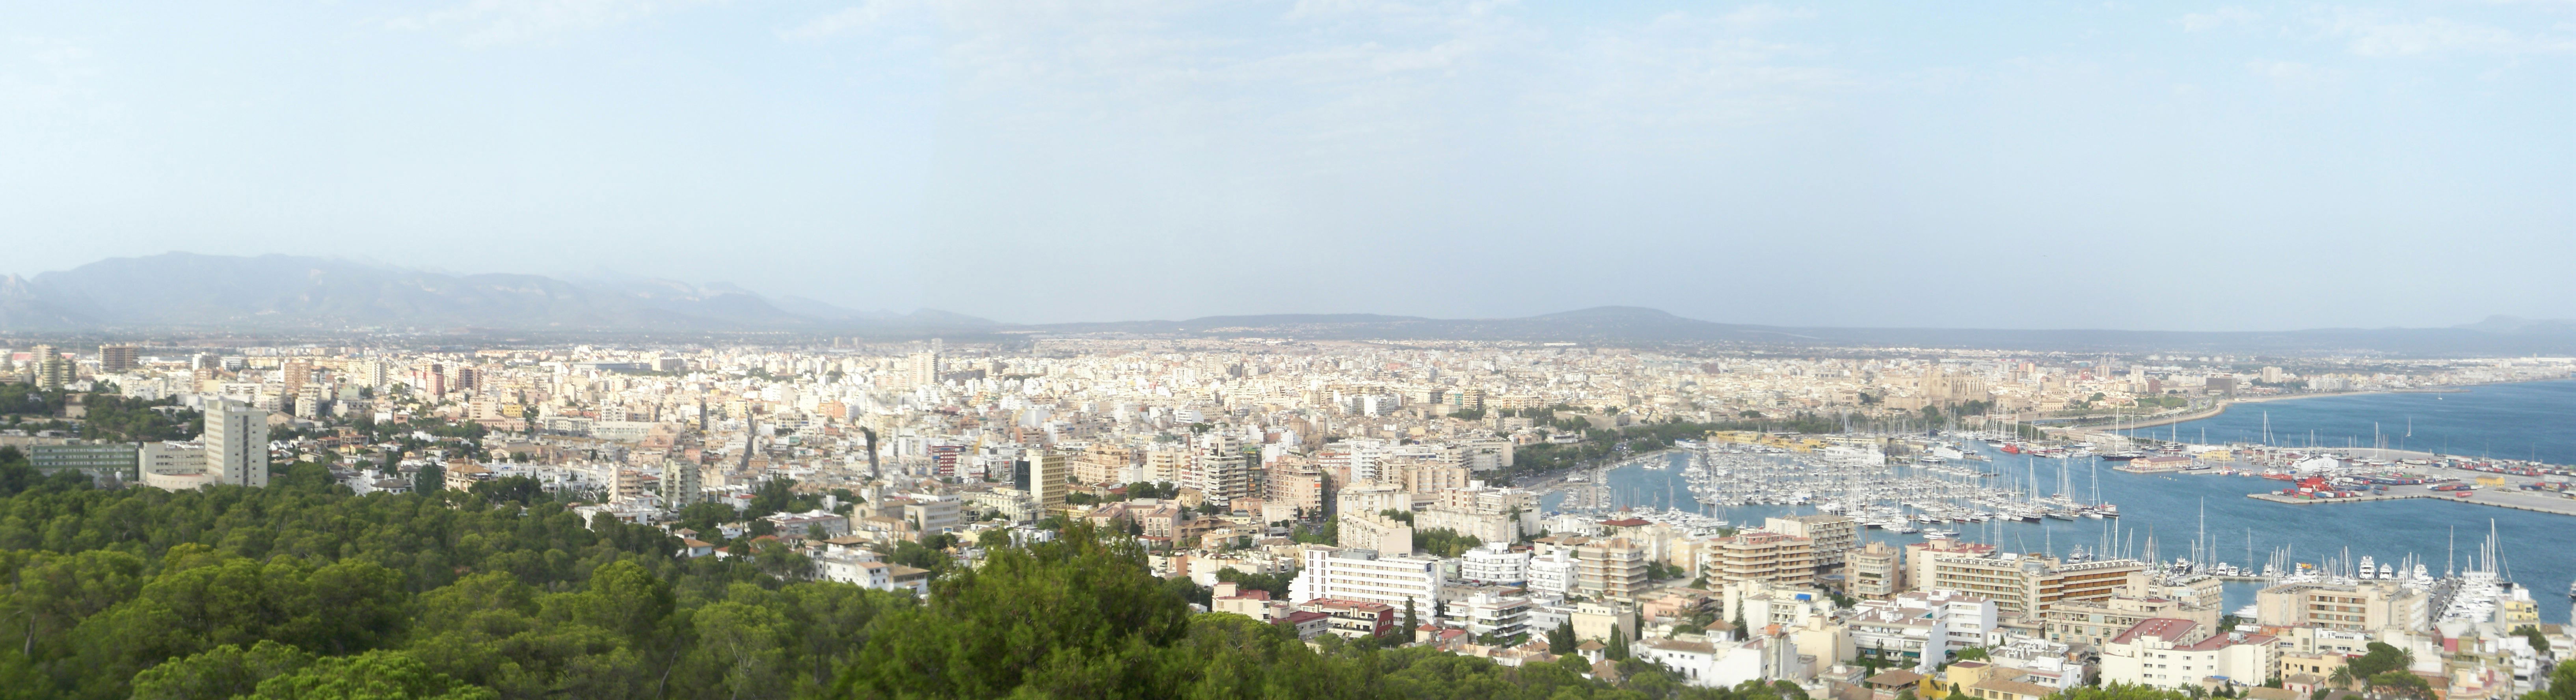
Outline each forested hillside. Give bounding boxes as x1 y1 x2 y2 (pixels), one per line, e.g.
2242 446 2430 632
0 454 2249 700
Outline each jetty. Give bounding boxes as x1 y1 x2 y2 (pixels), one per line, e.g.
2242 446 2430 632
2247 487 2576 518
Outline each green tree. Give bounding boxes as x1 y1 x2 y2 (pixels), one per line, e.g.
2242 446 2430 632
128 640 315 700
247 650 495 700
468 476 544 505
829 521 1191 698
2366 670 2434 700
2511 625 2550 655
1547 620 1576 654
2347 642 2412 679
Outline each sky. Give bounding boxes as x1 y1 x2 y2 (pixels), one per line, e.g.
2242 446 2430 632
0 1 2569 330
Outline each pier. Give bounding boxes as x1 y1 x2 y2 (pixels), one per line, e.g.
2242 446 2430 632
2246 486 2576 518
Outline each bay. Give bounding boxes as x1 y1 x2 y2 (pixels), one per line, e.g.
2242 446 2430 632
2120 379 2576 465
1543 443 2575 624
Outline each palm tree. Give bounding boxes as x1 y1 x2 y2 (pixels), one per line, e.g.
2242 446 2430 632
2327 665 2356 690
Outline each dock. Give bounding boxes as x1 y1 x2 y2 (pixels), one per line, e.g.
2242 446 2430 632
2246 488 2576 518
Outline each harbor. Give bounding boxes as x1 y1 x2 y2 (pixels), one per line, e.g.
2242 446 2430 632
1542 432 2574 624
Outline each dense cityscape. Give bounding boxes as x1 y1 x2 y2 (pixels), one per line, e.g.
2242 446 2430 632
1 336 2567 699
5 1 2569 698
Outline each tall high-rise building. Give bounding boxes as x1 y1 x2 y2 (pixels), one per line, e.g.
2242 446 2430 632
281 358 314 393
905 349 942 388
204 402 270 488
1020 450 1070 515
28 345 70 390
98 345 138 374
661 460 703 507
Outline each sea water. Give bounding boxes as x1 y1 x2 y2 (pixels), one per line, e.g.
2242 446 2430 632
1546 444 2575 624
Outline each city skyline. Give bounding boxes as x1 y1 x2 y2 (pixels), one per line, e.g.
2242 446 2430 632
3 2 2569 330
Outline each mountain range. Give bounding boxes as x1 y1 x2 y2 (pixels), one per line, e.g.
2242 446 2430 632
0 253 993 333
4 253 2571 355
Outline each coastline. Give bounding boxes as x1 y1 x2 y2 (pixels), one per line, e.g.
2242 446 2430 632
2053 379 2555 439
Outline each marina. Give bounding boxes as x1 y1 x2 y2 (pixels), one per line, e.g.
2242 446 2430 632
1543 432 2574 624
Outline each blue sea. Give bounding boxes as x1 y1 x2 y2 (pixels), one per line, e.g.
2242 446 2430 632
2122 380 2576 465
1541 380 2576 623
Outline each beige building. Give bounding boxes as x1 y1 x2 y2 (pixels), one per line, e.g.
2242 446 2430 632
2252 580 2426 634
1413 482 1539 543
1919 553 2147 620
1764 514 1858 562
1267 458 1324 516
2041 595 2220 648
1338 511 1415 555
1709 531 1817 588
1846 541 1905 600
1071 443 1132 485
1575 537 1651 601
1023 450 1070 515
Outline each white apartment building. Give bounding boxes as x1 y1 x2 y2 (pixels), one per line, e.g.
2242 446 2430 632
204 402 269 488
1450 592 1531 639
1528 549 1575 596
2098 618 2279 690
1290 547 1444 614
1846 589 1999 672
1727 579 1839 629
1460 543 1530 586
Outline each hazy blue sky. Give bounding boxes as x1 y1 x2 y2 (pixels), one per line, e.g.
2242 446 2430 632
2 1 2568 330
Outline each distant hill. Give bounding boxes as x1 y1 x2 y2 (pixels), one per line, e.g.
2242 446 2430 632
1022 306 2576 355
0 253 996 332
4 254 2567 355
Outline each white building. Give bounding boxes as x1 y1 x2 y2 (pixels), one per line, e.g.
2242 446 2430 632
1460 543 1530 586
204 402 269 488
1633 636 1783 688
1527 549 1576 596
2098 618 2279 690
1846 589 1999 672
1450 592 1531 639
1289 547 1444 614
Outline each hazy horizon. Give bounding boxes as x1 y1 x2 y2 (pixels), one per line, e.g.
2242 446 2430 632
4 2 2569 331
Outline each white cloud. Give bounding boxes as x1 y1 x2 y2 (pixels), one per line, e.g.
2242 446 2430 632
2321 8 2571 56
387 0 720 47
2180 6 2260 32
2245 58 2334 83
781 2 919 42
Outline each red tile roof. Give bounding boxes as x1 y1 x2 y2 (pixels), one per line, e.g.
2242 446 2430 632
2111 618 2199 645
